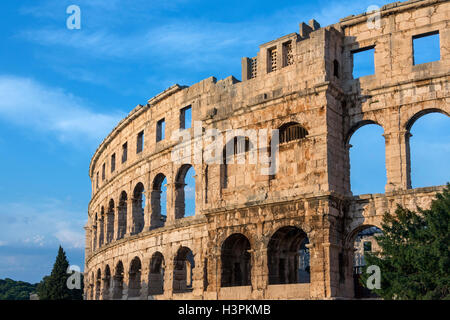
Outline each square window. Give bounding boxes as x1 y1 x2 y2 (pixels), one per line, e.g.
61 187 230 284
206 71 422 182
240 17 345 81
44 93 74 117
413 31 440 65
180 106 192 129
102 163 106 181
352 46 375 79
156 119 165 142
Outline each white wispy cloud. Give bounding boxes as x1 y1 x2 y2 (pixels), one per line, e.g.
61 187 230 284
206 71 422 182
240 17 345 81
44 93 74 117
0 199 86 250
0 75 124 145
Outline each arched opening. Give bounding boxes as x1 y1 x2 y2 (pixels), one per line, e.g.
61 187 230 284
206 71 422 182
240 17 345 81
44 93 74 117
117 191 127 239
406 110 450 188
112 261 124 300
102 265 111 300
175 165 196 219
349 225 382 299
106 200 115 244
95 268 101 300
348 122 386 195
173 247 195 293
128 257 142 298
151 174 167 228
148 252 165 295
221 233 251 287
132 183 145 234
279 122 308 144
267 226 310 284
221 136 253 189
99 207 105 247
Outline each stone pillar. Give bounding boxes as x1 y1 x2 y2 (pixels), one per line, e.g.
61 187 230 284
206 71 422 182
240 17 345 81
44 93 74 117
252 244 267 299
174 182 186 219
241 57 251 81
113 206 119 241
164 253 174 298
150 189 162 229
384 130 411 192
125 199 134 236
165 183 175 225
143 190 152 231
140 265 149 300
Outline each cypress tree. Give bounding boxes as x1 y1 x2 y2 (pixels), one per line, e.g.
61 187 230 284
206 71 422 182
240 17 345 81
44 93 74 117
37 246 83 300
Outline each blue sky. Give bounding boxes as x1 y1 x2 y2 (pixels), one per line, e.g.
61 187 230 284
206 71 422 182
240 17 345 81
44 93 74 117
0 0 448 284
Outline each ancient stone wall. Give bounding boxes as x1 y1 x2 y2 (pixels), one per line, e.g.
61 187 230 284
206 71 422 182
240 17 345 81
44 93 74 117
85 0 449 299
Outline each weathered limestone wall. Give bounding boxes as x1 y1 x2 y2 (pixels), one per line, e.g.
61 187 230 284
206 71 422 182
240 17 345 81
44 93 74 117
85 0 449 299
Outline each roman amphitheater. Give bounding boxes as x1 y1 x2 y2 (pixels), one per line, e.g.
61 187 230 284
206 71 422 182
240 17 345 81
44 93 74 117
84 0 449 300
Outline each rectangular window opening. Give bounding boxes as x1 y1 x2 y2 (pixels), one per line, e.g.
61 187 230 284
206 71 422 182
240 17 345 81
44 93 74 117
156 118 165 142
102 163 106 181
136 130 144 154
268 47 277 73
351 46 375 79
111 153 116 173
413 31 440 65
180 106 192 129
122 142 128 163
283 41 294 67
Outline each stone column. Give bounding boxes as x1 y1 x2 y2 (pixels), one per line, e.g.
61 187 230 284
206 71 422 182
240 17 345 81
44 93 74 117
125 199 134 236
140 265 149 300
174 182 186 219
143 190 152 231
165 183 175 225
113 205 119 241
163 252 174 298
383 130 411 192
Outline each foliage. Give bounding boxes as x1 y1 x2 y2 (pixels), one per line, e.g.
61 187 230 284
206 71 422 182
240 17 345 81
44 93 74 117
361 184 450 299
0 278 38 300
36 246 84 300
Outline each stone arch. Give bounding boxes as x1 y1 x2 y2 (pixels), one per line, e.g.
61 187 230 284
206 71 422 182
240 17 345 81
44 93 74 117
148 251 165 295
220 233 251 287
95 268 101 300
175 164 196 219
132 182 145 234
267 226 310 284
404 108 450 189
128 256 142 298
150 173 167 228
347 121 386 195
173 246 195 293
106 199 115 244
345 120 381 146
117 191 127 239
404 108 450 132
112 260 124 300
102 264 111 300
345 224 382 298
278 122 308 144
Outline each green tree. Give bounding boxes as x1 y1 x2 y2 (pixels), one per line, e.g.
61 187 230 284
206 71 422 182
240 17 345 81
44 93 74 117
0 278 38 300
362 184 450 300
37 246 84 300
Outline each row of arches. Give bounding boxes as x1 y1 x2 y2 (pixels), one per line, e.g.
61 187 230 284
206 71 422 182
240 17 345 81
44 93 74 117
89 223 383 299
88 226 311 299
92 165 195 250
349 109 449 195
